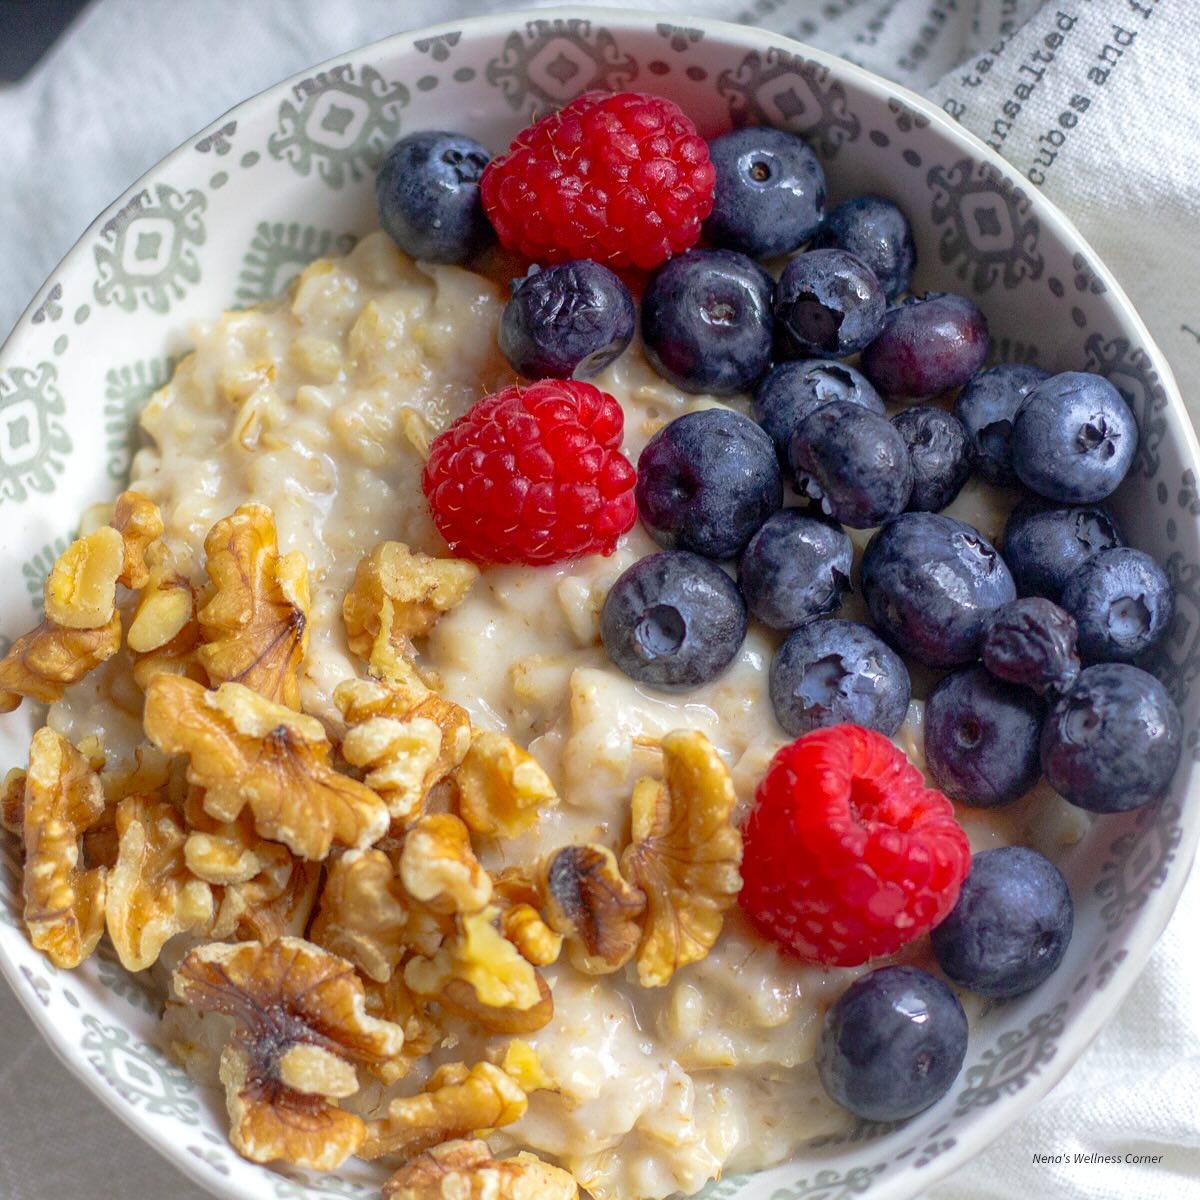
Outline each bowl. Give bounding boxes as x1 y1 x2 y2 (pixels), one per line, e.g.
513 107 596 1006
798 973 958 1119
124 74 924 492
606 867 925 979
1 9 1197 1200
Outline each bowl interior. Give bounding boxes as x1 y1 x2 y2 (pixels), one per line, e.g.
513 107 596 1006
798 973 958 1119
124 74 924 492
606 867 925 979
1 10 1197 1200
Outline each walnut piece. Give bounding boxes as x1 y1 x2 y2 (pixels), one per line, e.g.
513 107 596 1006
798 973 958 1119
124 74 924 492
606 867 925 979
620 730 743 987
105 794 213 971
453 732 559 839
491 866 561 967
362 973 443 1072
183 790 264 886
0 614 122 713
43 527 125 629
309 848 408 983
21 728 108 968
2 769 25 835
174 938 408 1170
128 542 196 653
343 542 477 681
143 676 389 861
341 713 443 823
362 1062 527 1162
399 814 492 915
209 841 322 945
382 1140 578 1200
544 844 646 975
197 504 310 709
110 490 165 589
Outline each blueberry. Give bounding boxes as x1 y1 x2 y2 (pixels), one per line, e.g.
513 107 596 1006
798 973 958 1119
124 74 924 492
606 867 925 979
816 964 968 1122
774 249 885 359
954 363 1051 486
1002 498 1123 602
925 666 1044 807
1041 663 1182 812
641 250 775 395
498 260 634 379
739 510 852 630
891 406 970 512
932 847 1073 999
769 618 911 737
703 127 826 258
376 131 493 264
811 194 916 301
753 360 883 468
1011 372 1138 503
1059 547 1174 663
789 400 913 528
861 293 990 401
636 409 782 559
981 598 1080 695
861 513 1016 667
600 550 747 691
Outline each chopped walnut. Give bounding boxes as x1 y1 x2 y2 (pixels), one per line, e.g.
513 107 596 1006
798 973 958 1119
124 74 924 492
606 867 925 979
491 866 561 966
309 849 408 983
500 1040 556 1094
43 527 125 629
174 938 407 1170
183 790 264 886
21 728 108 968
362 1062 527 1162
453 732 559 839
362 972 443 1075
110 490 165 589
340 712 443 823
197 504 310 709
128 543 196 652
100 744 174 806
437 974 554 1037
143 676 389 861
399 814 492 915
210 842 322 945
621 730 743 987
0 614 122 713
544 844 646 975
343 542 477 681
105 794 213 971
1 769 25 835
334 677 471 807
382 1140 578 1200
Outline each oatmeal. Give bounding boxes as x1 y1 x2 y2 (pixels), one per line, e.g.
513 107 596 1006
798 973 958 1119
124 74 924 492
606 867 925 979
20 232 1084 1199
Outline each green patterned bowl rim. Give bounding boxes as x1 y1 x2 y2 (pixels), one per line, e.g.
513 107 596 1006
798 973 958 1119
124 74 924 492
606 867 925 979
1 9 1198 1200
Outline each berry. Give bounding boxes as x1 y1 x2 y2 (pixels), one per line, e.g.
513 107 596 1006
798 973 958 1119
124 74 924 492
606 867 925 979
480 91 715 270
641 249 774 395
1011 371 1138 503
816 965 968 1121
498 260 635 380
954 363 1050 486
600 550 747 691
774 249 886 359
932 847 1073 999
981 598 1080 695
891 405 970 512
861 513 1016 667
1002 498 1123 602
739 510 852 630
376 131 493 265
702 126 826 258
924 666 1044 807
1059 547 1174 663
1040 663 1182 813
636 408 781 559
811 194 916 301
753 359 883 469
861 292 990 401
740 725 970 966
421 380 635 565
769 620 911 737
790 400 913 528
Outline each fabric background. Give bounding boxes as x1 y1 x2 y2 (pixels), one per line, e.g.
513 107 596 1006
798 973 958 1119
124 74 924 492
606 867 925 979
1 2 1198 1198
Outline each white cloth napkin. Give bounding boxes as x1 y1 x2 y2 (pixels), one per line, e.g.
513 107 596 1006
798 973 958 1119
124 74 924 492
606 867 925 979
1 2 1198 1199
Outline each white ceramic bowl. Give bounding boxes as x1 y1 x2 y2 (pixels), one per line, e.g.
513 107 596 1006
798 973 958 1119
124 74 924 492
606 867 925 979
1 9 1197 1200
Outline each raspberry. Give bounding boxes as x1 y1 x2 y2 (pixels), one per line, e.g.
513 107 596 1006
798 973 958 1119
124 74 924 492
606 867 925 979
480 91 716 270
421 380 637 566
739 725 970 966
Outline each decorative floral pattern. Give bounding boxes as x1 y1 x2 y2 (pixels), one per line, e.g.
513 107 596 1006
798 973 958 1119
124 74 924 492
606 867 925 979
31 283 64 325
1095 802 1183 932
268 64 408 188
0 362 72 504
486 18 637 112
196 121 238 156
1084 333 1169 480
103 357 176 482
954 1003 1068 1114
81 1015 201 1122
237 222 356 305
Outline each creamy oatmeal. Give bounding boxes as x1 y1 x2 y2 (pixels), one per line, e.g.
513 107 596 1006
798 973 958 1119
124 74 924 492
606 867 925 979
23 231 1089 1199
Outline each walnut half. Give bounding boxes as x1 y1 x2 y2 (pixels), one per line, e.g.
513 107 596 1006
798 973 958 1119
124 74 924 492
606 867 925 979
0 615 122 713
382 1140 578 1200
544 844 645 975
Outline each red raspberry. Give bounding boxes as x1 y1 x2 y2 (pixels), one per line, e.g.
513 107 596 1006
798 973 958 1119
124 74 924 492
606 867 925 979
739 725 970 966
421 380 637 565
480 91 715 270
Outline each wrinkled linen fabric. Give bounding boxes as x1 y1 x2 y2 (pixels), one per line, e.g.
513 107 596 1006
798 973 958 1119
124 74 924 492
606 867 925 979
1 2 1198 1198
